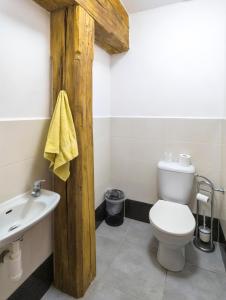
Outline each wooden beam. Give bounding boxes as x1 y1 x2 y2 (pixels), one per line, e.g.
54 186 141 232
77 0 129 54
33 0 129 54
51 5 96 298
34 0 73 11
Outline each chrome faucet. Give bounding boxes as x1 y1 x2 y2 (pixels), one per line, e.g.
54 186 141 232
31 180 46 197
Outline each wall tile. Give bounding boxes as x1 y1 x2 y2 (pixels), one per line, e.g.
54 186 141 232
111 117 223 219
111 118 166 141
0 156 50 204
220 119 226 236
0 120 49 168
93 118 111 208
165 119 222 144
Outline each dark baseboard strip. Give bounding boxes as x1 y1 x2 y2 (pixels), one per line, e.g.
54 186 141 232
125 199 225 243
125 199 152 223
95 200 106 229
219 243 226 270
8 255 53 300
219 221 226 244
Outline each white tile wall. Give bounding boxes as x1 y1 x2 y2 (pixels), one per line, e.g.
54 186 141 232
220 119 226 237
93 117 111 208
111 117 223 218
0 120 51 203
0 116 225 299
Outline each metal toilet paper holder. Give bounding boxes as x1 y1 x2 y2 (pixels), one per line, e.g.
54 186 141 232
193 175 224 252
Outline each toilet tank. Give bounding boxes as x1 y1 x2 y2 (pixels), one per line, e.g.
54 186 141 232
158 161 195 205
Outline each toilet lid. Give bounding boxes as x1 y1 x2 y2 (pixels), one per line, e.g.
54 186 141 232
149 200 195 236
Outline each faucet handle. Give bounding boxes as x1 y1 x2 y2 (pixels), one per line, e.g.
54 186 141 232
33 179 46 189
31 180 46 197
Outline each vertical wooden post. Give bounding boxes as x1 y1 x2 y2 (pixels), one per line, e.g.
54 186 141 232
51 5 96 298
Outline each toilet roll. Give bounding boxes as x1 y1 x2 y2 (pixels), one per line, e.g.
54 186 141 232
196 193 209 203
7 251 23 281
179 154 192 167
5 242 23 282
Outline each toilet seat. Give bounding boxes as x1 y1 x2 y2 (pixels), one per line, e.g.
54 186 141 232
149 200 195 236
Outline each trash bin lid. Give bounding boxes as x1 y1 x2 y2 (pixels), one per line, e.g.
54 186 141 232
105 189 125 201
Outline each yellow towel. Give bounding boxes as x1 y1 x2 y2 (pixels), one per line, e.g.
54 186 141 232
44 90 78 181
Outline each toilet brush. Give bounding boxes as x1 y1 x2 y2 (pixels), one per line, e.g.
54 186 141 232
199 213 211 243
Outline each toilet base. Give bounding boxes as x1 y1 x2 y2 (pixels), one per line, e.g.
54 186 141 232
157 242 185 272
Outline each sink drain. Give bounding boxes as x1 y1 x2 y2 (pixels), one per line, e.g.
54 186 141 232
8 225 19 232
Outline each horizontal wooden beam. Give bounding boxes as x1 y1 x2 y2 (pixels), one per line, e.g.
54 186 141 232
34 0 73 11
77 0 129 54
33 0 129 54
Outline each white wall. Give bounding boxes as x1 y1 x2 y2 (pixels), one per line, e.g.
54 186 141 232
111 0 226 117
93 45 112 208
93 45 111 117
121 0 184 13
0 0 50 119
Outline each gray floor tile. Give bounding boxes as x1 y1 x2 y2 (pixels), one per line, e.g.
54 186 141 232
96 234 123 280
186 241 226 273
164 263 226 300
98 239 166 300
98 266 165 300
41 286 75 300
85 282 137 300
113 239 160 272
125 218 158 251
96 218 130 241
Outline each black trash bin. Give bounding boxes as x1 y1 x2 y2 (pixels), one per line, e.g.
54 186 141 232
105 189 125 226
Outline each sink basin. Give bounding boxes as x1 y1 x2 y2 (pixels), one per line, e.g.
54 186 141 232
0 189 60 248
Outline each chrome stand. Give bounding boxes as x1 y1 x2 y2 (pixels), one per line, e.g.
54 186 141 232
193 175 224 253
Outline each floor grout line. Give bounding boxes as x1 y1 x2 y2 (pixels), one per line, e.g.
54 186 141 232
162 270 168 300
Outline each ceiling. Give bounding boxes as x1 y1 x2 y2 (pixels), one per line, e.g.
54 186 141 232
121 0 186 13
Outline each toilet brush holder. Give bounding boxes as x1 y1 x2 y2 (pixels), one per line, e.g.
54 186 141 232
193 175 215 253
199 225 211 243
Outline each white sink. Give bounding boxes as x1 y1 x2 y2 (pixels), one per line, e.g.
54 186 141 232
0 189 60 248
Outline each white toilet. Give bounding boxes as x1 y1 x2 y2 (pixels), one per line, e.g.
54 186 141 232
149 160 196 272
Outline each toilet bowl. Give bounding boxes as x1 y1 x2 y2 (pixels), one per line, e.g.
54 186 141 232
149 200 195 271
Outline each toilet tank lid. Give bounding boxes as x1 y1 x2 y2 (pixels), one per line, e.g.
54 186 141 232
158 161 195 174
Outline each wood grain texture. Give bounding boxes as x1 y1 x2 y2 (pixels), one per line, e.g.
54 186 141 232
76 0 129 53
33 0 129 54
51 5 96 298
34 0 73 11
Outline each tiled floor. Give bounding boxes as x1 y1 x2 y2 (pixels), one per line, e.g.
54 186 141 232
42 218 226 300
